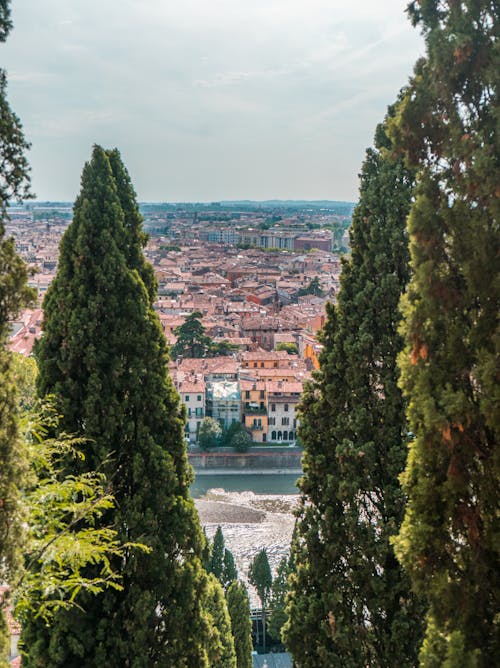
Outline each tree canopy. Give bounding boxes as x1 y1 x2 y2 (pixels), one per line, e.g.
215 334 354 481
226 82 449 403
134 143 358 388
284 106 423 667
389 2 499 665
226 581 253 668
171 311 212 359
22 146 217 667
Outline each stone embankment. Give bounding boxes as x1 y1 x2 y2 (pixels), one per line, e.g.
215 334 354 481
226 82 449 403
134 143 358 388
188 446 303 473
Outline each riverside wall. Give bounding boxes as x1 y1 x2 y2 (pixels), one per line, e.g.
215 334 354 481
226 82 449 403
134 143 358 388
188 447 303 471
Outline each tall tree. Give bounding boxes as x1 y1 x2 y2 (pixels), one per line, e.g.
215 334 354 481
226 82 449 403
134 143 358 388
171 311 212 359
204 575 237 668
390 2 499 665
268 555 293 645
22 146 215 667
210 526 226 581
208 526 238 590
0 2 33 662
248 548 272 653
226 581 253 668
284 107 423 667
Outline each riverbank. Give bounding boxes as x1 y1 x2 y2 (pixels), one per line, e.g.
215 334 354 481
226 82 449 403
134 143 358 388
188 446 303 471
195 488 299 605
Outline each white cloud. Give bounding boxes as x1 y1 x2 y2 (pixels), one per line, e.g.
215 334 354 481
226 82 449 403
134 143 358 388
3 0 424 201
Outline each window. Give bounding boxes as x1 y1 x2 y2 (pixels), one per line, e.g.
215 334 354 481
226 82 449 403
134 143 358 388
260 390 265 399
260 362 264 368
254 362 257 368
197 395 202 402
268 417 276 426
185 395 190 402
262 434 267 442
245 390 250 399
195 407 203 417
272 431 277 441
282 417 290 426
284 403 289 412
271 403 276 412
187 408 192 418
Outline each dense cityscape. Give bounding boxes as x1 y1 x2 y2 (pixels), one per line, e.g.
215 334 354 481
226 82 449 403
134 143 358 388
7 201 353 448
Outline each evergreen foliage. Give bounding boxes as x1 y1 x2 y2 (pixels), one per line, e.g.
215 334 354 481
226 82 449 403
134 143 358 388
208 526 238 590
210 339 240 357
204 574 237 668
268 555 292 644
0 2 33 659
222 549 238 589
298 276 323 297
284 108 423 667
389 2 499 665
210 526 226 581
248 548 272 652
22 146 214 667
171 310 212 359
226 581 253 668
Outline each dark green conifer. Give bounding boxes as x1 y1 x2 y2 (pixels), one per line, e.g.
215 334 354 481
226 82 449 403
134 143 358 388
0 3 33 661
390 2 499 665
208 526 238 590
222 548 238 590
284 107 423 667
226 581 253 668
268 555 292 644
21 146 214 667
248 548 272 653
204 575 237 668
171 310 212 359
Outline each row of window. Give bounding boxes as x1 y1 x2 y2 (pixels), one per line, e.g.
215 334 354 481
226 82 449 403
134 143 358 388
270 431 296 441
252 418 296 427
184 395 203 402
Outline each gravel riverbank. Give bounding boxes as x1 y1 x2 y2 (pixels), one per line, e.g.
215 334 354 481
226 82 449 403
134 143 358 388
195 488 299 605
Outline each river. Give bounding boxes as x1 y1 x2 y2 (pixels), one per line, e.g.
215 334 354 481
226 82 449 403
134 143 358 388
191 472 300 605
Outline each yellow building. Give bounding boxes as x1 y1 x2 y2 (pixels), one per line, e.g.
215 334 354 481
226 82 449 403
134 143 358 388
240 379 268 444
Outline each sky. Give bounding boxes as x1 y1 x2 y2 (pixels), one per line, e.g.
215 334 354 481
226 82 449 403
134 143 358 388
3 0 424 203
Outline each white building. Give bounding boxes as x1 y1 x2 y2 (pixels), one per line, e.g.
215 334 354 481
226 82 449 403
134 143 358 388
177 375 206 443
266 380 301 443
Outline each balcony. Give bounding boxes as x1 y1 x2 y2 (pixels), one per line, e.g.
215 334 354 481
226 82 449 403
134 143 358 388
243 406 267 415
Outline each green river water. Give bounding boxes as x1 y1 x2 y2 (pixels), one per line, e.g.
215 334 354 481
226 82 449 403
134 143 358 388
190 472 300 498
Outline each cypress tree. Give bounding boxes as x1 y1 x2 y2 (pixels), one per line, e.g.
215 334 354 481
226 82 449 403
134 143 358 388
248 548 272 653
204 575 237 668
222 548 238 590
0 2 33 661
284 107 423 667
207 526 238 590
226 581 253 668
210 526 226 581
268 555 292 645
22 146 214 667
390 2 499 665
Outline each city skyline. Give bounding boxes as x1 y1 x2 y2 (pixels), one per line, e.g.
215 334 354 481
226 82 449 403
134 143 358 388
4 0 423 203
